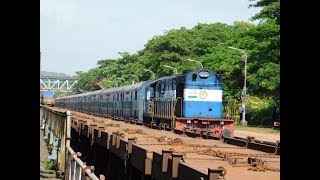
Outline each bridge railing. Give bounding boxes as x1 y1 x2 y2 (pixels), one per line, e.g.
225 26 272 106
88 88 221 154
40 106 99 180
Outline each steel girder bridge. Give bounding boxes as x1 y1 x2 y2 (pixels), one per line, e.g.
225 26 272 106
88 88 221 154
40 76 78 92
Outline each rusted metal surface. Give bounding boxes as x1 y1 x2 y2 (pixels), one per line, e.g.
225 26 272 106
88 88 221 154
48 107 280 180
223 137 247 147
175 117 234 122
223 136 280 155
175 117 234 138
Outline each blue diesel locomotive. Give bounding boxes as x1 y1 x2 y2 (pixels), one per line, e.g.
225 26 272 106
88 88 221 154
55 69 234 138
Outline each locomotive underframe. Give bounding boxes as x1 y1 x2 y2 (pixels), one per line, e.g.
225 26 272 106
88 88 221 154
174 117 234 138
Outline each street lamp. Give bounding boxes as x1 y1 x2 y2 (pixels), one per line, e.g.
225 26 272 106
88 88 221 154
187 59 203 69
228 46 248 126
129 74 139 83
144 69 155 79
164 65 177 75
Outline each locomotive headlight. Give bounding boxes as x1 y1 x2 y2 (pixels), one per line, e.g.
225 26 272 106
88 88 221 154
199 71 209 78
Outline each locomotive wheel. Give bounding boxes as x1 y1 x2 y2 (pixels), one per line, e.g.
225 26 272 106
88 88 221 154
222 128 232 138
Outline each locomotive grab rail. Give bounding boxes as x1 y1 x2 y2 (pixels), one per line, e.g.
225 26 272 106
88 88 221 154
174 97 183 119
171 96 175 127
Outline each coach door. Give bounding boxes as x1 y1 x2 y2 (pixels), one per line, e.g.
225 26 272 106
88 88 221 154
130 91 133 119
116 93 120 117
98 95 102 116
134 90 138 119
175 82 184 117
88 96 92 112
145 86 155 116
121 92 124 118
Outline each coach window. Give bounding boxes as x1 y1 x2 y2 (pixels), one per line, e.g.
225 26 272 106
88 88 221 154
135 91 138 100
150 87 154 98
172 80 176 90
161 82 165 93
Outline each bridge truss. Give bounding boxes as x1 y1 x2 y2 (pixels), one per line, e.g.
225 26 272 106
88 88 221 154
40 76 78 92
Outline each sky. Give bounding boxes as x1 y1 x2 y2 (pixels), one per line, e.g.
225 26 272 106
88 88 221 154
40 0 261 76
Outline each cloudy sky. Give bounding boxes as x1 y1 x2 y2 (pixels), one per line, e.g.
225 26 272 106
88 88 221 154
40 0 261 76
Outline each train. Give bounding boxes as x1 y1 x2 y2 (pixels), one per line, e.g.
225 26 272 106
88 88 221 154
40 91 55 106
55 69 235 138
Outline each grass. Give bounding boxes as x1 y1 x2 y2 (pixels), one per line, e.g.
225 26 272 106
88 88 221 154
41 160 57 171
47 144 53 153
235 125 280 134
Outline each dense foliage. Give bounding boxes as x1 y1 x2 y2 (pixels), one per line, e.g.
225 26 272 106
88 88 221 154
72 0 280 126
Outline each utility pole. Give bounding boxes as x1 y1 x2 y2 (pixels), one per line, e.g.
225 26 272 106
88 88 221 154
228 46 248 126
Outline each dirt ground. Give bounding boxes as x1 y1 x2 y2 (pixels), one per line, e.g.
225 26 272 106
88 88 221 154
234 130 280 142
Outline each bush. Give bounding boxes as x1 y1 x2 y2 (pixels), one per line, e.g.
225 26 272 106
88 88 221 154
47 144 53 154
43 160 56 171
246 96 276 126
223 99 241 124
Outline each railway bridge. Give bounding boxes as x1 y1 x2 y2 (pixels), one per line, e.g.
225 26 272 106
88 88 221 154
40 75 78 92
40 106 280 180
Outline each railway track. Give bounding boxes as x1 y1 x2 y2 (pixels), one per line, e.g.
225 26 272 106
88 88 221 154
112 114 280 155
61 107 280 155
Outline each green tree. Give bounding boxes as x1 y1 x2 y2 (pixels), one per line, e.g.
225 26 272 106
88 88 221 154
71 0 280 125
250 0 280 24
